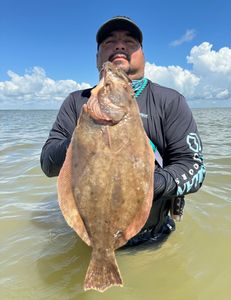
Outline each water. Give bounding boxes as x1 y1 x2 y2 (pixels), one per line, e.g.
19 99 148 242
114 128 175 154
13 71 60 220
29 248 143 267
1 108 231 300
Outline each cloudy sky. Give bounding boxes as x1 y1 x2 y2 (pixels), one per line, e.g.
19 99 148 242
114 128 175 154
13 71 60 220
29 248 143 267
1 0 231 109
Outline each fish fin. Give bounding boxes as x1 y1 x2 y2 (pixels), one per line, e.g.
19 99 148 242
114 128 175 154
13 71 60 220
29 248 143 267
57 144 91 246
84 250 123 292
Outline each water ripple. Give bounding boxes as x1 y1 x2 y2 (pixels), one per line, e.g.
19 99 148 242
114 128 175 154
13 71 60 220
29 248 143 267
1 109 231 300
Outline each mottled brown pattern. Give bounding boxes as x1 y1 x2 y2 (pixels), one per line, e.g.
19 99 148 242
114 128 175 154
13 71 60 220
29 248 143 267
57 145 91 246
58 62 155 292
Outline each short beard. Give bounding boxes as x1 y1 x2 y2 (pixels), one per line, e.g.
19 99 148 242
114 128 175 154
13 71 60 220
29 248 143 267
112 60 130 73
108 52 131 75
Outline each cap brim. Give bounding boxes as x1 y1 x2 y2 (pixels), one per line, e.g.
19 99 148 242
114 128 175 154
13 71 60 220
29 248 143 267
96 17 143 46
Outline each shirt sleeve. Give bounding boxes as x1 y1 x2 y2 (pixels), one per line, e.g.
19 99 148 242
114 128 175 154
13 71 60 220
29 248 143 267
154 94 206 199
40 93 77 177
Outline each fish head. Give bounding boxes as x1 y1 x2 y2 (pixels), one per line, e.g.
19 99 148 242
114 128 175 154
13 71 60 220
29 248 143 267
88 62 134 125
101 62 134 107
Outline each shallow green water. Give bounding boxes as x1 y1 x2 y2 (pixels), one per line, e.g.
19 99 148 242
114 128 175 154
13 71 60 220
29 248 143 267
1 109 231 300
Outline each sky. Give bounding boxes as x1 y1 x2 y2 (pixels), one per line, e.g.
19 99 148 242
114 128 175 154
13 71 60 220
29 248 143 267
1 0 231 109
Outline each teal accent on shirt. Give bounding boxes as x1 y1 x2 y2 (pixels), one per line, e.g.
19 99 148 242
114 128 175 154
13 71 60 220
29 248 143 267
132 78 145 92
132 79 157 153
176 165 206 196
132 78 148 98
132 79 158 157
149 139 157 152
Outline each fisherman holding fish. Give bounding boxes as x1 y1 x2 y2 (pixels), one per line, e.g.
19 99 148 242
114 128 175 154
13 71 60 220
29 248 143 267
41 16 206 247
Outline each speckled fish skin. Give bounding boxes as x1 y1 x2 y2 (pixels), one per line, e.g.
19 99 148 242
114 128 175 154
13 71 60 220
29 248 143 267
58 62 155 292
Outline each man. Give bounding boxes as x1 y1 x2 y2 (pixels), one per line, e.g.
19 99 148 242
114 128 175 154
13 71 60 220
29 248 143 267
40 16 206 246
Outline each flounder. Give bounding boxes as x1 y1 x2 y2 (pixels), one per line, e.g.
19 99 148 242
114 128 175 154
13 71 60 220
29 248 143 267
57 62 155 292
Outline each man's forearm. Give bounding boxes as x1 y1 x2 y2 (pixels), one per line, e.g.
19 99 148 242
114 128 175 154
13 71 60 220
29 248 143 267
154 167 177 200
40 138 70 177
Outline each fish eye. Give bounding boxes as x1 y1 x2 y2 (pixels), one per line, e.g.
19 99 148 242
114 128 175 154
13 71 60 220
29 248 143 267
105 80 113 88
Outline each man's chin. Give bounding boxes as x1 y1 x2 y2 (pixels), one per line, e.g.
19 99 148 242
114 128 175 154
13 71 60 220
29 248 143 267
111 61 129 74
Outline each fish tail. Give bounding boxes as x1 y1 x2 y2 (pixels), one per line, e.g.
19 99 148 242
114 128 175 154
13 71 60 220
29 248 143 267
84 249 123 292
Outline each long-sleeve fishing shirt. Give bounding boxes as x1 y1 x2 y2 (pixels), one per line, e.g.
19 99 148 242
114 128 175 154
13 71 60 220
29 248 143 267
40 80 206 233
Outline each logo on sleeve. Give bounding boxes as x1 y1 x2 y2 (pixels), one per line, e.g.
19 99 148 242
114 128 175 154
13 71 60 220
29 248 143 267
186 133 202 152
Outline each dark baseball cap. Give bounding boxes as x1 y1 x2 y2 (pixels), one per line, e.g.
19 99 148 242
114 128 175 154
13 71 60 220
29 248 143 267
96 16 143 46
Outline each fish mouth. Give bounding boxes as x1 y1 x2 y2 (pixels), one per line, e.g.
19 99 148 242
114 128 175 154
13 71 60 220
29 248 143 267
86 80 126 125
87 62 129 124
101 61 131 86
86 96 126 125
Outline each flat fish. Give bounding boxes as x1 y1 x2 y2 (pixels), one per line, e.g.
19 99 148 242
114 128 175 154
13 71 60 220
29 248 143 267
57 62 155 292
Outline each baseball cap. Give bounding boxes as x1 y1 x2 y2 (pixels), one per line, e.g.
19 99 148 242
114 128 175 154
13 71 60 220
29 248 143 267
96 16 143 46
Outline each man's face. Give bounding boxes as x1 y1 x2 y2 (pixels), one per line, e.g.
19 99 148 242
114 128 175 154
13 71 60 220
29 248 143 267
97 30 145 80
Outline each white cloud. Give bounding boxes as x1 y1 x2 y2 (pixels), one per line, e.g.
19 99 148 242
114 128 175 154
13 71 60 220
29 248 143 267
187 42 231 74
187 42 231 100
145 42 231 105
216 89 229 99
170 29 196 46
145 63 200 98
1 42 231 109
0 67 91 109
